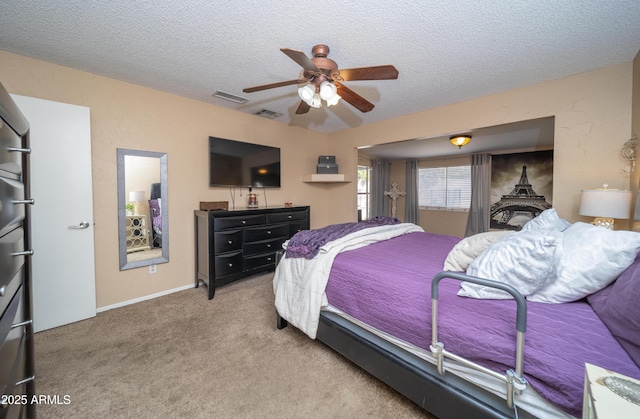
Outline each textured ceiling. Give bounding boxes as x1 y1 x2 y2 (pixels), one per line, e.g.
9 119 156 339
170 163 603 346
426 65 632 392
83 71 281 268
1 1 639 134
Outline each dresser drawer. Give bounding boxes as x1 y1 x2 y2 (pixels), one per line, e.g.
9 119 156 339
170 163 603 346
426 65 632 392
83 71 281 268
268 211 308 223
0 285 23 346
0 228 27 285
0 336 26 417
213 230 242 254
244 252 277 271
244 223 288 243
243 237 286 257
214 251 243 277
0 176 25 238
0 122 23 177
0 267 23 318
214 214 266 231
0 325 25 401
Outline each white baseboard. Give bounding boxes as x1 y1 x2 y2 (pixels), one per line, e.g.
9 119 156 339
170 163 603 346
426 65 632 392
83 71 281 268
96 283 195 313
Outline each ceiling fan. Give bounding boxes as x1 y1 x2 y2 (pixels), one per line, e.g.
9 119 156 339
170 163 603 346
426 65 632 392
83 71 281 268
242 44 399 114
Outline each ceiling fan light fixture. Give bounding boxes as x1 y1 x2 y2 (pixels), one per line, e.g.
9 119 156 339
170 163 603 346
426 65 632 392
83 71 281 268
298 85 315 104
326 94 341 107
450 135 472 149
319 81 337 100
309 93 322 108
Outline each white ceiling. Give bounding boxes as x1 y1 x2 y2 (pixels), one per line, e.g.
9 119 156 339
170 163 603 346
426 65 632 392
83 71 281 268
1 0 639 137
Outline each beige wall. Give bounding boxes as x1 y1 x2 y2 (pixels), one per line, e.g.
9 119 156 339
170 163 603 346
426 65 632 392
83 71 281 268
0 50 635 308
330 62 634 228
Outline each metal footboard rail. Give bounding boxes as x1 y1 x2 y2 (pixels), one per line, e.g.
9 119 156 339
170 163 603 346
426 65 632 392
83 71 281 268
430 271 528 409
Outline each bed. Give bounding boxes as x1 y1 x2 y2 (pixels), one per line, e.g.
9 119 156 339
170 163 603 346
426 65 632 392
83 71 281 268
273 212 640 418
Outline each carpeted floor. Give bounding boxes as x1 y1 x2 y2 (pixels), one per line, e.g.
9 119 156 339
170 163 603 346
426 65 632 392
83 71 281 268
34 273 434 418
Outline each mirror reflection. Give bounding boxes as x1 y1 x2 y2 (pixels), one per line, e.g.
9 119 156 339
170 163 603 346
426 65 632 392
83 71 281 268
117 148 169 270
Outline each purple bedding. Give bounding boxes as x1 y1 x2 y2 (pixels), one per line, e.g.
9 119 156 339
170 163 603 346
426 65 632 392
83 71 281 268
325 231 640 417
285 216 399 259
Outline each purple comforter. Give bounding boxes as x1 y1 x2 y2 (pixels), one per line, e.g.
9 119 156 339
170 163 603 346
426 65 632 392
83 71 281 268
285 216 399 259
325 232 640 417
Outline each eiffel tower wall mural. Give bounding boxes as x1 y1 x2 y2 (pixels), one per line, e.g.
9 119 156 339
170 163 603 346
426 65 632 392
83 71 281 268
490 150 553 230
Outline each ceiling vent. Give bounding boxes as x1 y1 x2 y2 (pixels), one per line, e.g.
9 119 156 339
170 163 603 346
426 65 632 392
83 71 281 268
212 90 248 104
254 109 283 119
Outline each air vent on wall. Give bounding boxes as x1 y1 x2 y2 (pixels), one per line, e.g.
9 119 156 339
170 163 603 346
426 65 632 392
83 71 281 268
254 109 283 119
212 90 248 104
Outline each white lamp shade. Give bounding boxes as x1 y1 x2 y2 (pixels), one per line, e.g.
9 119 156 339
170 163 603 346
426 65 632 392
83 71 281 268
326 93 341 107
129 190 145 202
319 81 337 100
309 93 322 108
298 85 315 103
579 188 631 219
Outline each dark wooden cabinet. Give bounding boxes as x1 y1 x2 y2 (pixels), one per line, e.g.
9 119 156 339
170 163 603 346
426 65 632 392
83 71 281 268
195 206 310 299
0 83 35 418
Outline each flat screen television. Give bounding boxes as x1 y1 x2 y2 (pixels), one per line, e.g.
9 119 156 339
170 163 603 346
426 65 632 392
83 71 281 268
209 136 281 188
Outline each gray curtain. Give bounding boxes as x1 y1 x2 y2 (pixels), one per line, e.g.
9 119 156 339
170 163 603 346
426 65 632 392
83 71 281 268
465 153 492 236
371 159 391 217
405 159 419 224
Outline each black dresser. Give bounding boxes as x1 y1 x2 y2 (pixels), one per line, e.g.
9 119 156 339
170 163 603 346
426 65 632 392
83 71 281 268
0 83 36 417
195 206 310 299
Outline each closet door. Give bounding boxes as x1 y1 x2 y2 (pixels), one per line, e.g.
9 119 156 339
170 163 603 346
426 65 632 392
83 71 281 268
11 95 96 332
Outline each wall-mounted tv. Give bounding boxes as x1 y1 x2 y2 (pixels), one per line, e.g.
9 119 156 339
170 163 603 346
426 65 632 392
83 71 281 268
209 136 281 188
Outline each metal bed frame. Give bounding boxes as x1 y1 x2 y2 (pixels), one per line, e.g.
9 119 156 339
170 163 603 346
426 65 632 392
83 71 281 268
276 267 536 419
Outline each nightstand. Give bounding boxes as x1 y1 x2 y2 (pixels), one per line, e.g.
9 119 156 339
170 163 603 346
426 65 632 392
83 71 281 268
583 363 640 418
126 214 151 253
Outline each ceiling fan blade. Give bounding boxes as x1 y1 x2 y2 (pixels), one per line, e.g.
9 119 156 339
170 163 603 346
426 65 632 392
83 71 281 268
243 79 307 93
295 100 311 114
281 48 319 72
335 82 375 113
338 65 399 81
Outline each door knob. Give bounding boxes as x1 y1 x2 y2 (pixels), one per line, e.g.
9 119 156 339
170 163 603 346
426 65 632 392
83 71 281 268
68 221 90 230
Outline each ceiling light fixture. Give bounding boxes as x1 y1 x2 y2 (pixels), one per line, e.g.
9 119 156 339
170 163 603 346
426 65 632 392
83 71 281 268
450 135 472 149
298 81 341 108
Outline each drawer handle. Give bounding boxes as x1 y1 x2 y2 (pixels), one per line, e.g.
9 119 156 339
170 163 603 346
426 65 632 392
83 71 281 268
266 257 272 261
242 220 246 224
15 375 35 386
228 263 233 267
266 244 271 248
7 146 31 154
267 230 271 235
0 285 4 296
227 240 233 245
12 198 35 205
12 319 32 329
10 249 34 257
288 215 292 219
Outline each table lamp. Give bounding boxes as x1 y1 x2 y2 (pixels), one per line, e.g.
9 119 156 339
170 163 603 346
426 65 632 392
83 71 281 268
579 184 631 230
128 190 145 215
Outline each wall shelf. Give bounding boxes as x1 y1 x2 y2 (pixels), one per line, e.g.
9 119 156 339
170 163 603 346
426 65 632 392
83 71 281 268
303 174 352 183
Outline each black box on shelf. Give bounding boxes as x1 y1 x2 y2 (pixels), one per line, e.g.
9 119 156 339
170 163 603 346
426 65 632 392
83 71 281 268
318 155 336 164
317 163 339 174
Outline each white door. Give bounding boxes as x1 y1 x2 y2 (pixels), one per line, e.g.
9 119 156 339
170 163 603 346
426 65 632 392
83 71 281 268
11 94 96 332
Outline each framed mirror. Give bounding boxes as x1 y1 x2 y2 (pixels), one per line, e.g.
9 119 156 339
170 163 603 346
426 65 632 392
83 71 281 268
117 148 169 270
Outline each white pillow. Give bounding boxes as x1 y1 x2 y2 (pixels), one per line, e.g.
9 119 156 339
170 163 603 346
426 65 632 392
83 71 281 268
459 229 563 299
521 208 571 232
528 222 640 303
443 230 514 272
